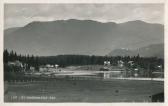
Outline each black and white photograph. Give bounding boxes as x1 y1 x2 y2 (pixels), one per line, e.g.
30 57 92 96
3 3 164 102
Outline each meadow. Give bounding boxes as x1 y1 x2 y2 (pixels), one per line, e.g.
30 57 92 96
4 78 164 102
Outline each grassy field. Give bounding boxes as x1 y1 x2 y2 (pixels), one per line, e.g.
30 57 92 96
4 79 164 102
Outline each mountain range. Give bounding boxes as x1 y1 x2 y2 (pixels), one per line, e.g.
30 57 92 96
4 19 164 57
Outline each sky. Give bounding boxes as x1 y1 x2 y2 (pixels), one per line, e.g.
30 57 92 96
4 4 164 29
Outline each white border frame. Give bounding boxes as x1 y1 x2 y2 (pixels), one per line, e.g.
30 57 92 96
0 0 167 106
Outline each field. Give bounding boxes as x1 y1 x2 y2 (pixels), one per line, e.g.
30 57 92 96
4 78 164 102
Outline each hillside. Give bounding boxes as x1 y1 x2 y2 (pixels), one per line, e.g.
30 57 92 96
4 19 164 56
108 43 164 58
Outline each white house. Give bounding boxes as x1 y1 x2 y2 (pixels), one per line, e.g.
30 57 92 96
8 60 23 68
104 61 110 66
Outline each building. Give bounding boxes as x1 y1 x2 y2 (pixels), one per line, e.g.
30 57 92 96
39 65 48 72
8 60 23 68
30 66 35 72
104 61 110 66
39 64 59 72
118 60 124 67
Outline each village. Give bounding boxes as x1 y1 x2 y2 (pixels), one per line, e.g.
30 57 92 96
6 59 164 81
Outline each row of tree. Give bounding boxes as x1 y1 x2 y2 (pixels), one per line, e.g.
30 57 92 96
4 49 164 71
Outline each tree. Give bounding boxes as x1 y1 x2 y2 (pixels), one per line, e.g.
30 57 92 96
3 49 9 63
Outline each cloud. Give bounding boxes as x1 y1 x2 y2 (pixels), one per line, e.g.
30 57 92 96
4 4 164 29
